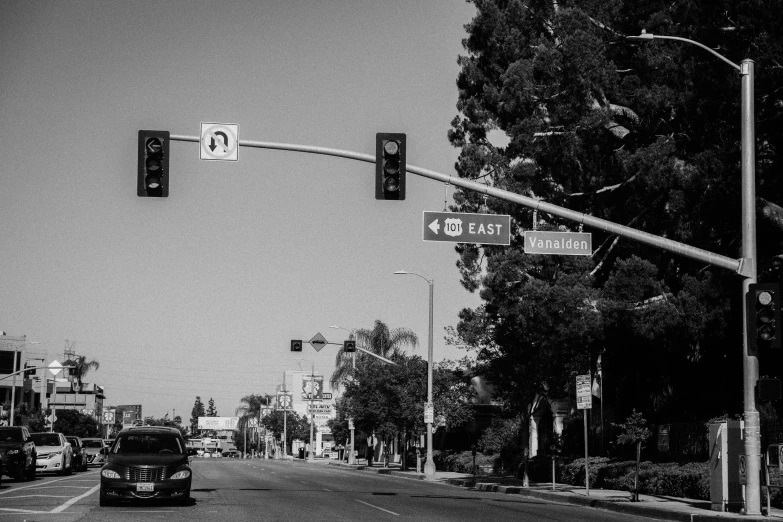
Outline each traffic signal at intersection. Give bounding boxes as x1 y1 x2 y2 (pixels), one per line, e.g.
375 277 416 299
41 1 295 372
344 340 356 352
290 339 302 352
748 283 781 350
137 130 170 197
375 133 406 200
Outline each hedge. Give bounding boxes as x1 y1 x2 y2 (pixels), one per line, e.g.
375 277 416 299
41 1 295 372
558 457 710 500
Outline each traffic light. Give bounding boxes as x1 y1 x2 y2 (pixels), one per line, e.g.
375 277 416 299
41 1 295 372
375 133 406 200
747 283 782 350
137 130 170 197
757 378 782 401
24 363 35 378
344 340 356 353
291 340 302 352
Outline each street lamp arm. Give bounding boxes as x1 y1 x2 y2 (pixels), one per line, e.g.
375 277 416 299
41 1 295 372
394 270 432 285
627 32 741 72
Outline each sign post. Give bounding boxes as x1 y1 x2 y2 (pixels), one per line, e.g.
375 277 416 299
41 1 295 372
576 374 592 496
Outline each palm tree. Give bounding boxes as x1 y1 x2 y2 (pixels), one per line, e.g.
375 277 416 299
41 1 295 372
64 355 99 391
235 394 272 420
330 320 418 391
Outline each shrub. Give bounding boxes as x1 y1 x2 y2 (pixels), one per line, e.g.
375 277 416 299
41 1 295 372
442 451 496 474
558 458 710 500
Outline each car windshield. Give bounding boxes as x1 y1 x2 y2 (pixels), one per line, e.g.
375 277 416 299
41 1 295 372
82 440 104 448
66 438 79 446
32 433 61 446
0 428 23 442
113 434 183 454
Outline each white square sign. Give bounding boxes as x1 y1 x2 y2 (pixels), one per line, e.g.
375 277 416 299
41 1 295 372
200 122 239 161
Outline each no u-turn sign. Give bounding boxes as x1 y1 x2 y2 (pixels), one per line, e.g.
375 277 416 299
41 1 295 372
200 122 239 161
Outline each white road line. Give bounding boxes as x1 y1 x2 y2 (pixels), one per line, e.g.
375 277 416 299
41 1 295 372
355 499 399 516
0 476 82 495
50 484 100 513
323 488 333 492
3 495 73 499
0 508 48 514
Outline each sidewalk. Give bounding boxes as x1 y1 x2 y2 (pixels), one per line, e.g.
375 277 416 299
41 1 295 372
325 460 783 521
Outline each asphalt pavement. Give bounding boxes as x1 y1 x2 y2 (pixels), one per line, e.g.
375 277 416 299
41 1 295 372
0 458 659 521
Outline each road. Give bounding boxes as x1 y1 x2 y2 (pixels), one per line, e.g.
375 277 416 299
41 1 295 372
0 459 651 521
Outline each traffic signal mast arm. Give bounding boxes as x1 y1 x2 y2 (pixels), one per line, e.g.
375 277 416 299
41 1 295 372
169 134 747 278
0 365 76 381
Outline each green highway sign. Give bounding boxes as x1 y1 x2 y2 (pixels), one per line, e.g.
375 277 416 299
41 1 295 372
422 211 510 245
524 231 592 256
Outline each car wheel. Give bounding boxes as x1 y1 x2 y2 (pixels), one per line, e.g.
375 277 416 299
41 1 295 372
25 463 36 481
16 464 27 482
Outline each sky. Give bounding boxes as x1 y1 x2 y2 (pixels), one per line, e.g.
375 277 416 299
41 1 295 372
0 1 487 420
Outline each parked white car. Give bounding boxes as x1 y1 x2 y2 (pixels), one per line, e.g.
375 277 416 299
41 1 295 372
31 432 73 475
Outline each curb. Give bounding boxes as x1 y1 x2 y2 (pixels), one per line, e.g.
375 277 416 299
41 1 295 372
444 479 770 522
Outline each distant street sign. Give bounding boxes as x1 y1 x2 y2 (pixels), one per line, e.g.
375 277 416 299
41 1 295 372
48 360 63 376
423 211 510 245
309 333 328 352
524 231 592 256
576 374 592 410
424 402 434 424
103 410 115 424
200 122 239 161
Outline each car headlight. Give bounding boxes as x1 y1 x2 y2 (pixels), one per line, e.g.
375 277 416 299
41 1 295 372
7 449 19 455
170 470 191 480
101 469 121 479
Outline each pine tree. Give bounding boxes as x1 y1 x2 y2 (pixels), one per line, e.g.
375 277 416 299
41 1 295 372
190 396 205 435
206 398 217 417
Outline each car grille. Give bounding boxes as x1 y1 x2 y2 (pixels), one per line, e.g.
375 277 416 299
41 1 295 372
127 466 165 482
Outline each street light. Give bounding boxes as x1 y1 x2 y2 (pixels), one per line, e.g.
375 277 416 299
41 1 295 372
329 324 357 465
394 270 435 480
297 358 316 463
627 30 760 515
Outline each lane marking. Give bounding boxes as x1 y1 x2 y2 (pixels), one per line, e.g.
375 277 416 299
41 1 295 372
0 508 48 514
323 488 333 492
0 476 85 495
355 499 399 516
2 495 72 499
50 484 100 513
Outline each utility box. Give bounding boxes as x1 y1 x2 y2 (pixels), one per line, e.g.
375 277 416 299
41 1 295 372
710 420 745 512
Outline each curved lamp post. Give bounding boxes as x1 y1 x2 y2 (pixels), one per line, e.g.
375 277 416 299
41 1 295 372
329 324 357 465
627 30 760 514
394 270 435 480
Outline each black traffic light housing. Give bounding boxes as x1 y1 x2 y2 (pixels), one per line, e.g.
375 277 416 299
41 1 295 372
375 133 406 200
344 340 356 353
291 340 302 352
138 130 170 197
747 283 782 351
757 377 782 401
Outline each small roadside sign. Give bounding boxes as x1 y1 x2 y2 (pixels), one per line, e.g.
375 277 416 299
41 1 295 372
424 402 434 424
739 454 747 485
200 122 239 161
576 374 592 410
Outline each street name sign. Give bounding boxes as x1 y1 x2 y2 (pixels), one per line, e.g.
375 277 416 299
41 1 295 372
576 374 592 410
200 122 239 161
524 231 592 256
309 332 328 352
423 211 510 245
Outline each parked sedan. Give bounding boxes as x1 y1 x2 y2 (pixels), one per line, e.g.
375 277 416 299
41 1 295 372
31 432 73 475
81 437 108 466
65 436 89 472
0 426 37 481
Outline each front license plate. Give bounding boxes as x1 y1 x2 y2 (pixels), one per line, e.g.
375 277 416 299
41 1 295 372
136 483 154 492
